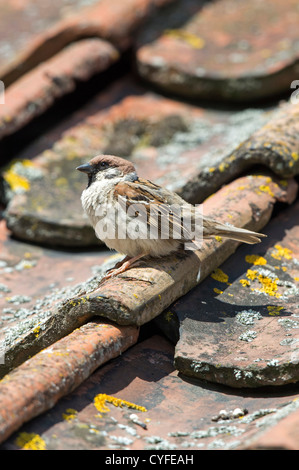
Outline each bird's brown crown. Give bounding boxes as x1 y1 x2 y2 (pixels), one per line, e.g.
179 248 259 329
89 155 136 175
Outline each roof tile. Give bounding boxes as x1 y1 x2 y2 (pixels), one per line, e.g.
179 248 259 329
137 0 299 101
0 319 138 444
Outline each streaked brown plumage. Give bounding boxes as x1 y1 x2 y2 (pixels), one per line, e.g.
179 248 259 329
77 155 266 279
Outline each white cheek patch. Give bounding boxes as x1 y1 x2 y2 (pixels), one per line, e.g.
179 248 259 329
102 168 121 179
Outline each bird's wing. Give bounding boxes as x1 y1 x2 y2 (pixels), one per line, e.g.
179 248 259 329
114 179 193 240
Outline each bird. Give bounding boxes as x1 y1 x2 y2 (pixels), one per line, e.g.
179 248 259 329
77 154 266 280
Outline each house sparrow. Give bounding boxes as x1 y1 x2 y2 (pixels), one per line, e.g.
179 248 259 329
77 154 266 280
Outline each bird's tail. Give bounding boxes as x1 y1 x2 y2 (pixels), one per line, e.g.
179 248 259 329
203 218 266 244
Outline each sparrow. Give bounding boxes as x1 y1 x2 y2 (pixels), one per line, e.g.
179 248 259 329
77 154 266 280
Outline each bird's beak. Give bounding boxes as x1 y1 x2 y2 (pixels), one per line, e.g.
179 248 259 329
76 163 93 174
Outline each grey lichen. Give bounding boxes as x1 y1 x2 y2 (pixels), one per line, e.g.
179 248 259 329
236 310 262 326
191 425 244 439
239 330 257 342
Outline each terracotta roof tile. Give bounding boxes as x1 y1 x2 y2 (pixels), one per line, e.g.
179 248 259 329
0 38 119 140
0 319 138 444
137 0 299 101
1 335 298 450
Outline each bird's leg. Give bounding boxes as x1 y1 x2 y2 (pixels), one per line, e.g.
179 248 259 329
106 255 131 273
100 253 148 282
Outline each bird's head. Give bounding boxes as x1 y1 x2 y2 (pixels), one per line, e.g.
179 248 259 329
76 154 136 187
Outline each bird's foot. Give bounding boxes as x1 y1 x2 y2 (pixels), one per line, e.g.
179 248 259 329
99 253 148 284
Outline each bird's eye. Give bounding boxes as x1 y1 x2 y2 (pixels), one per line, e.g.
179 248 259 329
101 162 107 167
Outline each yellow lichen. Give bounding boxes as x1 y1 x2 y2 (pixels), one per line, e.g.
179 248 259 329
267 306 284 316
246 269 258 281
258 185 274 197
239 279 250 287
94 395 110 414
3 159 35 192
15 432 46 450
246 267 280 297
22 260 35 269
164 29 205 49
256 274 280 297
33 326 40 338
4 170 30 191
62 408 78 421
245 255 267 266
47 350 69 357
94 394 147 415
219 162 229 172
21 159 34 168
271 244 292 261
211 268 230 284
213 288 223 295
215 236 223 242
68 295 90 307
165 311 174 322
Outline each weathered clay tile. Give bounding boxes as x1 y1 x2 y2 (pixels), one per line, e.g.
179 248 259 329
1 0 176 87
170 199 299 387
2 172 294 377
230 100 299 178
182 99 299 204
1 335 299 450
0 38 119 141
136 0 299 101
240 404 299 450
0 319 139 445
0 0 101 85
